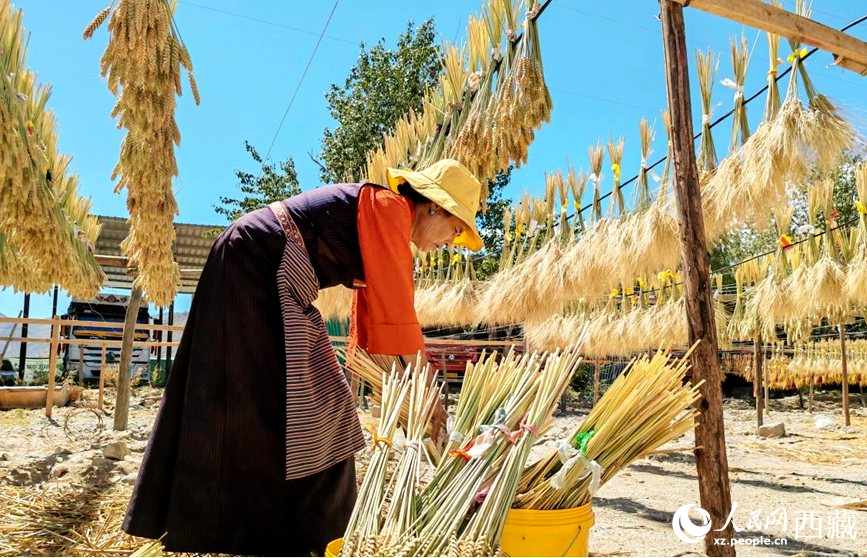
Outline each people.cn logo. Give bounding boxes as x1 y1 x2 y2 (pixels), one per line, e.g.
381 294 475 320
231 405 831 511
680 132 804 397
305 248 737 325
672 504 713 543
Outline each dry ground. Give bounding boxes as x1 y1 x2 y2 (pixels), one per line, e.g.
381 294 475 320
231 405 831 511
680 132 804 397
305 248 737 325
1 387 865 556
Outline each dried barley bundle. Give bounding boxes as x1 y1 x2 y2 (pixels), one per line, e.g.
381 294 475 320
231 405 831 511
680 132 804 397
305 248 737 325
634 119 654 211
696 49 719 173
0 2 103 297
314 286 353 321
607 137 625 218
514 350 701 510
588 143 604 222
728 33 751 152
845 162 867 306
86 0 200 305
568 166 589 235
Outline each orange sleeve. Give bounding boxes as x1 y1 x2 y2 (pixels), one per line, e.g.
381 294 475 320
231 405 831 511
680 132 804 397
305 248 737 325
349 186 424 356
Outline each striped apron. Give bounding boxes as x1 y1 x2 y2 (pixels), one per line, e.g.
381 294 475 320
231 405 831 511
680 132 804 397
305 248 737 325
268 201 365 480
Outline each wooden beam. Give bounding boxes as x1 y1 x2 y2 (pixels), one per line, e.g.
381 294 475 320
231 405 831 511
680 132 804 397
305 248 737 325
670 0 867 74
660 2 736 556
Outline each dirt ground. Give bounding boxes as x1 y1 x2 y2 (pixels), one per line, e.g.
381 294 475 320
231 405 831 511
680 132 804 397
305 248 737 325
1 387 865 557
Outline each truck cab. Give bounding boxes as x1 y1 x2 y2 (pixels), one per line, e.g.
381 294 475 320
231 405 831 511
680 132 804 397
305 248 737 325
62 293 152 385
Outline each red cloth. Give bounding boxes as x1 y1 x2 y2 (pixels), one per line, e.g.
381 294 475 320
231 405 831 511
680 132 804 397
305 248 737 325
349 185 424 355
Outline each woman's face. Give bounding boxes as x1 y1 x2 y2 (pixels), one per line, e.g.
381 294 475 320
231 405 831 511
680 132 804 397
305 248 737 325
411 204 466 252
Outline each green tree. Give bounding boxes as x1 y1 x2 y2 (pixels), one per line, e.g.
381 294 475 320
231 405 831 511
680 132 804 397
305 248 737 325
214 141 302 222
319 20 441 183
475 169 512 280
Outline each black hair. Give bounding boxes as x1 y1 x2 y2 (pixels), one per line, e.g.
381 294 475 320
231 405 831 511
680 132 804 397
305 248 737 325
396 181 433 206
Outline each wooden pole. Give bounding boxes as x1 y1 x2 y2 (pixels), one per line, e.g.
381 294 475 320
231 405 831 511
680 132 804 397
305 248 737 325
45 315 60 418
808 373 814 413
592 358 601 406
18 293 30 382
763 354 770 415
859 384 865 408
754 335 764 427
659 2 735 554
839 324 850 427
99 343 107 411
114 286 144 431
78 346 85 386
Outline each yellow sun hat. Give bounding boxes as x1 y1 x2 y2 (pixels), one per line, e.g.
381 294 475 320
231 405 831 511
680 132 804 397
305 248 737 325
386 159 484 252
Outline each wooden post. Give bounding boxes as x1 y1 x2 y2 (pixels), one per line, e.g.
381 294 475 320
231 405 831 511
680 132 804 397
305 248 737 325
114 286 144 431
763 355 770 415
860 384 865 408
808 373 814 413
839 324 850 427
45 315 60 418
754 335 764 428
78 344 85 386
18 292 30 382
592 358 601 406
99 343 107 411
659 2 735 554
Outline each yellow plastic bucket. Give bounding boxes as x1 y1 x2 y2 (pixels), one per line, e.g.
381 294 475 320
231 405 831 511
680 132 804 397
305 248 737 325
500 504 594 557
324 538 343 557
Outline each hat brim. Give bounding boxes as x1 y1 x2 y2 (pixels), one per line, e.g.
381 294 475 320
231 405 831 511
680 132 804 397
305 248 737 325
386 167 484 252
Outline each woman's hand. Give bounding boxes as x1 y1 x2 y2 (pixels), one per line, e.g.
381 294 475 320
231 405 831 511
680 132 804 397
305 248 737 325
428 399 448 441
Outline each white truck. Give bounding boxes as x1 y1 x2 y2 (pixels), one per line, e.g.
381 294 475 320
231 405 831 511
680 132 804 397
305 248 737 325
61 293 152 385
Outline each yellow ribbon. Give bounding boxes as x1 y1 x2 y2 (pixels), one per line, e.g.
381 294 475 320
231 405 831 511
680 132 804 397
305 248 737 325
856 201 867 215
574 201 580 210
451 254 461 264
611 163 621 180
636 277 647 291
778 234 794 249
517 224 527 235
609 288 620 299
366 424 392 452
657 269 675 282
786 48 808 63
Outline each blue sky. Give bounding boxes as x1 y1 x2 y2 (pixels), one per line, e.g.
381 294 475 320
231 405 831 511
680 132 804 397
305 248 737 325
3 0 867 319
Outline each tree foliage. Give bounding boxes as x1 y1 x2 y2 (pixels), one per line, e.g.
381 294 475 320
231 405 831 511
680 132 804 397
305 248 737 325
214 141 302 222
318 20 441 183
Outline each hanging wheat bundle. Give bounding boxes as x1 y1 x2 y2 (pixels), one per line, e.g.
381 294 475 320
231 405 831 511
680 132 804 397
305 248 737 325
845 162 867 306
314 286 352 322
588 143 604 222
634 119 654 211
86 0 200 305
806 214 847 319
606 136 625 218
0 1 103 297
696 49 719 174
764 11 783 121
727 33 751 152
514 350 701 511
568 166 589 235
790 0 858 174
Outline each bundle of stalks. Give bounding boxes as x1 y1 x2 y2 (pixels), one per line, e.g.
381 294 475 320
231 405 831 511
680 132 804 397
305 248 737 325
728 33 751 152
341 363 413 557
314 286 353 321
514 350 701 510
790 0 858 174
846 162 867 306
395 346 584 556
764 10 782 121
450 348 580 556
634 120 654 211
85 0 200 305
589 143 604 222
568 166 589 235
0 0 103 297
748 208 795 337
696 49 719 173
607 137 625 218
362 360 441 554
806 218 846 320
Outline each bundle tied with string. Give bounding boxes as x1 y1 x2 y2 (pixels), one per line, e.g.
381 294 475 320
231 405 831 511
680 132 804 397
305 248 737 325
696 49 719 174
726 33 750 153
86 0 200 305
634 119 654 212
340 362 411 557
514 349 702 510
606 137 625 218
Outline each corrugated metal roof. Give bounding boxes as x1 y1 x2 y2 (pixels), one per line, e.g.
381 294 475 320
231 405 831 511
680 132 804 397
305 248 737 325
94 215 224 294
